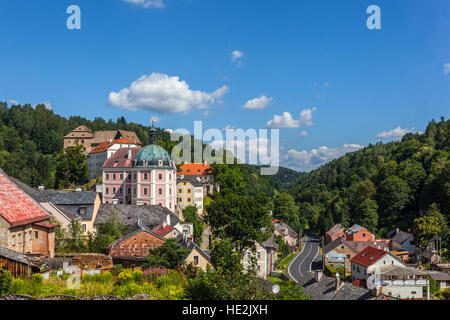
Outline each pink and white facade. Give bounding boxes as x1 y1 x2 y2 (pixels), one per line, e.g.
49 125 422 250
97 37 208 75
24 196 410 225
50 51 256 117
102 148 177 212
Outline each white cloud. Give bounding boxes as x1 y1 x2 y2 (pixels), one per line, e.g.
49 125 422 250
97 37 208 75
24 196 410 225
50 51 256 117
211 136 279 166
376 126 413 140
299 107 317 126
33 101 52 110
283 144 364 172
231 50 244 62
8 99 19 106
242 95 273 110
108 73 228 114
266 112 300 129
123 0 164 8
297 131 308 137
445 63 450 74
266 107 317 129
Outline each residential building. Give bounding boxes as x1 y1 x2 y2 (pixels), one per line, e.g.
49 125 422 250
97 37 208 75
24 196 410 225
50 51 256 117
94 203 193 243
16 188 101 236
177 174 204 216
0 169 56 258
299 270 380 300
272 219 298 248
386 228 415 255
183 241 211 272
63 125 141 154
345 224 375 242
177 162 219 196
427 271 450 290
242 234 279 279
326 224 345 244
87 138 140 180
324 238 389 271
107 219 166 268
0 246 41 278
10 178 82 231
102 125 176 211
351 246 429 299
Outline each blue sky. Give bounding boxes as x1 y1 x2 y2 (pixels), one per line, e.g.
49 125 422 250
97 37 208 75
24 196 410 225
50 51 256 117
0 0 449 171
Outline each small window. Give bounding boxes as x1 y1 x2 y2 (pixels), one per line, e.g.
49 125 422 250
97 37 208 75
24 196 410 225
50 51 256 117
79 207 87 215
144 188 148 195
247 252 251 259
82 224 87 232
29 231 32 241
188 198 191 202
106 188 109 194
120 174 123 180
12 235 15 245
113 174 116 180
159 174 163 180
363 233 366 238
194 256 199 265
159 188 162 195
257 252 261 260
18 234 22 244
113 187 116 194
144 173 148 180
106 174 110 180
35 231 39 239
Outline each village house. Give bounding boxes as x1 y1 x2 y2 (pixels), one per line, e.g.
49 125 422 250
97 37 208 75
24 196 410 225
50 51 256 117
345 224 375 242
426 271 450 290
107 219 167 268
324 238 389 271
183 242 211 272
10 178 82 231
94 203 194 244
351 246 429 299
241 234 279 279
326 224 345 244
0 169 57 258
387 228 415 255
177 162 219 197
87 138 140 180
63 125 141 154
272 219 298 249
0 246 41 278
176 174 204 216
102 125 177 211
16 187 101 236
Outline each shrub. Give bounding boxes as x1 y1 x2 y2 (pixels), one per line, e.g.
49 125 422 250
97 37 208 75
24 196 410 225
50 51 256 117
0 270 13 295
8 278 28 295
132 271 143 284
117 271 134 285
30 273 44 296
156 275 171 289
143 267 168 283
324 265 338 277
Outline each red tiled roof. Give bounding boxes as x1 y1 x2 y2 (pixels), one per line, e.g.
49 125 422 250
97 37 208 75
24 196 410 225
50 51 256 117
152 224 175 237
177 163 212 176
34 221 58 229
89 138 138 154
103 147 141 168
351 246 388 267
0 170 50 226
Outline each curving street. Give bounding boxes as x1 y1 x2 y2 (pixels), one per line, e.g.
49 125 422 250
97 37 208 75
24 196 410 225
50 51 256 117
287 235 320 283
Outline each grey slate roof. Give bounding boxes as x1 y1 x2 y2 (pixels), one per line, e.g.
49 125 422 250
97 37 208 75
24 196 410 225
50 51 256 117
261 233 279 250
346 224 365 235
0 246 40 268
177 175 204 187
95 204 180 228
300 273 373 300
183 241 211 263
387 229 413 244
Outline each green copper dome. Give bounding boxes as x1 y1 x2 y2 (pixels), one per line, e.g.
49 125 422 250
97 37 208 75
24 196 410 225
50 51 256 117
134 144 173 168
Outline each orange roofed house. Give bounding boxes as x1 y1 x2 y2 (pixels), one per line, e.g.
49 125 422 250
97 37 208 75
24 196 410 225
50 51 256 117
177 162 219 197
0 170 56 258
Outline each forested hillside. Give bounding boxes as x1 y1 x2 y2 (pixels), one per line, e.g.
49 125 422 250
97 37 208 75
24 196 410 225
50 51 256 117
286 117 449 246
0 102 169 188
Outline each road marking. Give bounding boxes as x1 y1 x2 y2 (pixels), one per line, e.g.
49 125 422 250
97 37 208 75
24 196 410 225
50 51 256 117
287 236 308 282
309 242 320 272
298 241 313 278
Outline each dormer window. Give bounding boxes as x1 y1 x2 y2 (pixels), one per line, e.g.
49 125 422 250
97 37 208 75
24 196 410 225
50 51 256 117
158 160 163 166
79 207 87 215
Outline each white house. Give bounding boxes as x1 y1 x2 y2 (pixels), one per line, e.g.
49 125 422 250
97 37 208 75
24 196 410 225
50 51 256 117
87 138 139 180
241 234 279 279
351 246 429 299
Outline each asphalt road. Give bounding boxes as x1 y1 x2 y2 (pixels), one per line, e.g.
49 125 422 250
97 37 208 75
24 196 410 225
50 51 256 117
287 236 320 283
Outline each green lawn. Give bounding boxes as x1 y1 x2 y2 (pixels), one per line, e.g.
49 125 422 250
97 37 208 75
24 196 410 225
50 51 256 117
278 249 302 269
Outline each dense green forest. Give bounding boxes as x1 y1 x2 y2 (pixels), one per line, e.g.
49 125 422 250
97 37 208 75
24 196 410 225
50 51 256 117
284 117 449 249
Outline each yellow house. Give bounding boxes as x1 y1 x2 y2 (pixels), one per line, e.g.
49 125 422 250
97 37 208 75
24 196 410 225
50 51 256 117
183 242 211 271
177 175 204 216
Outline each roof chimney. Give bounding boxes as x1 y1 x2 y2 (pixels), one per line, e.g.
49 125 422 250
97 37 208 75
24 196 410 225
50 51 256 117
335 273 343 292
204 161 208 167
315 270 323 282
38 185 45 191
127 149 132 160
